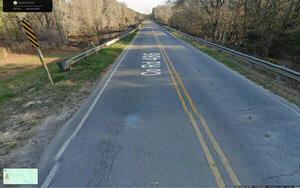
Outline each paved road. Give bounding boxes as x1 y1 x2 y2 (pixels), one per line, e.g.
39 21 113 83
39 22 300 187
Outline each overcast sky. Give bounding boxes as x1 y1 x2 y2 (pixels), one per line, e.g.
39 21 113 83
117 0 165 15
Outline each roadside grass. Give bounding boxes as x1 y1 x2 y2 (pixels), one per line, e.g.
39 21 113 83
0 31 136 104
0 31 137 159
167 29 300 107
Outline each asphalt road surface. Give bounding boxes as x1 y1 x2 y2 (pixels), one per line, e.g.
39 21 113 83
39 22 300 187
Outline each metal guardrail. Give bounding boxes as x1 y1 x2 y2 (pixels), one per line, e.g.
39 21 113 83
57 26 140 71
163 25 300 82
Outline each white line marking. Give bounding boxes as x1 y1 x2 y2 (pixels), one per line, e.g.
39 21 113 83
41 163 60 188
41 29 140 188
54 32 139 161
140 53 162 76
161 26 300 117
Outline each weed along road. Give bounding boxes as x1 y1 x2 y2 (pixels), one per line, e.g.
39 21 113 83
39 22 300 187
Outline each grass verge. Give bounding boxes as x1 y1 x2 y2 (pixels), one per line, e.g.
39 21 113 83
0 31 138 170
0 31 137 104
167 29 300 107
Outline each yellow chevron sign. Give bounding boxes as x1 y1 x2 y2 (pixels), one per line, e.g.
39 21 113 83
21 19 39 48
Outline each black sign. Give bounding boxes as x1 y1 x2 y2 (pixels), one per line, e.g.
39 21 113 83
3 0 52 12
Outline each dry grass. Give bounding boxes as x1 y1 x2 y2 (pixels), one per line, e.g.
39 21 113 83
0 47 82 78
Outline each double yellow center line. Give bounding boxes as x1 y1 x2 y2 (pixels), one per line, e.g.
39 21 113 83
152 28 241 187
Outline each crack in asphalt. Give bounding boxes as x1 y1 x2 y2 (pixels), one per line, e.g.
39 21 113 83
263 170 300 180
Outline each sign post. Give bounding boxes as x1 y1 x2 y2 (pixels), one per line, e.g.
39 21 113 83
21 18 54 86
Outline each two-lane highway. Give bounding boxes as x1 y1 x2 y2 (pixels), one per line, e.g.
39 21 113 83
39 22 300 187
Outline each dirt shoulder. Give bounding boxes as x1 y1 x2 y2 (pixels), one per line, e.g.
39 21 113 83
0 47 82 79
0 31 137 179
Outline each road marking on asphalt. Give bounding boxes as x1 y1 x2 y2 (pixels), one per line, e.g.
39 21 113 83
141 53 162 76
54 31 139 161
163 26 300 118
41 163 60 187
153 27 242 186
140 69 162 76
42 29 141 188
156 29 241 186
152 29 225 188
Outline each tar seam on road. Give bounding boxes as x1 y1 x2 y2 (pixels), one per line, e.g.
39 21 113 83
152 28 241 187
41 29 141 188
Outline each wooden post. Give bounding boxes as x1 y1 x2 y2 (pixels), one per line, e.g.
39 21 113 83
36 47 54 86
21 18 54 86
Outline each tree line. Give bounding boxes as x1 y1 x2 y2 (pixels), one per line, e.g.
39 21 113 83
0 0 143 52
152 0 300 71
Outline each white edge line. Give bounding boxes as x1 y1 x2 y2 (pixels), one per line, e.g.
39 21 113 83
54 30 139 161
161 26 300 117
41 163 59 188
41 29 141 188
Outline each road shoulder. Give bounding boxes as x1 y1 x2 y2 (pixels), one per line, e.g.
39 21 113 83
0 31 139 182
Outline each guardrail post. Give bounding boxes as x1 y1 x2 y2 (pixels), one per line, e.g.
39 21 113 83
277 73 282 81
91 41 99 56
250 63 254 69
230 54 235 60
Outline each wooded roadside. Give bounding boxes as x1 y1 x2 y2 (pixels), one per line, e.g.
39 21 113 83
152 0 300 72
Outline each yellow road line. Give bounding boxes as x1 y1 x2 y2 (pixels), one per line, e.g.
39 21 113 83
154 28 241 186
152 29 226 188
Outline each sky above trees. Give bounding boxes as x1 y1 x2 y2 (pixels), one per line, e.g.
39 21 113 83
117 0 164 14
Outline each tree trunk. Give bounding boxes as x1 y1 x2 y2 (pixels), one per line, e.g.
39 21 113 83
53 6 65 44
1 17 15 40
